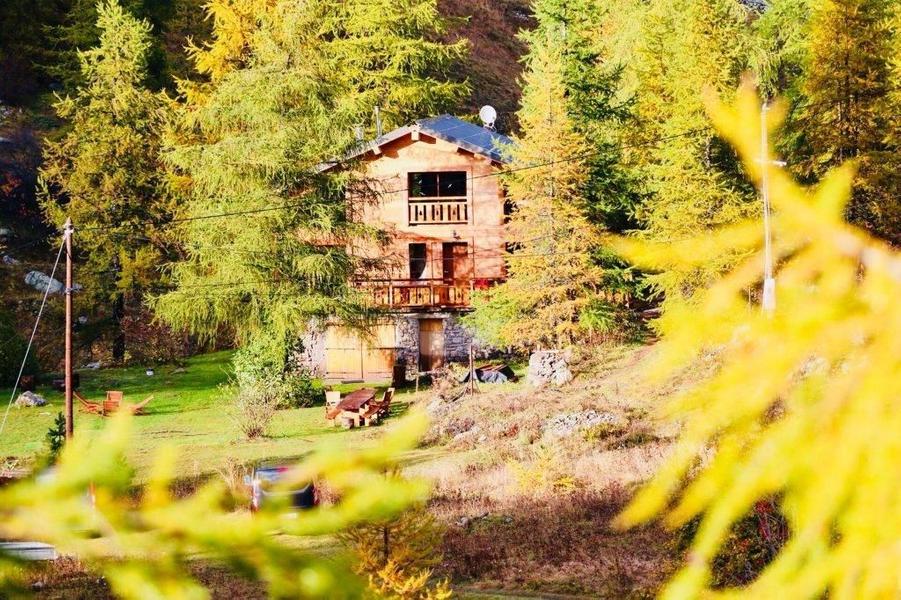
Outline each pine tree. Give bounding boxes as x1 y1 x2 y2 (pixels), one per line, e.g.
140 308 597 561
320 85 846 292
791 0 900 244
465 38 607 350
154 0 469 371
517 0 642 317
623 0 758 307
40 0 172 362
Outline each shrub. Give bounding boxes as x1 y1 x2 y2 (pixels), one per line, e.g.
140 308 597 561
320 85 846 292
278 369 324 409
230 379 278 439
45 412 66 464
340 500 452 600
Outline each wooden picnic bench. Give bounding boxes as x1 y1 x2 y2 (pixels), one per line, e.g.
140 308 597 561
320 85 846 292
326 388 377 428
75 390 153 416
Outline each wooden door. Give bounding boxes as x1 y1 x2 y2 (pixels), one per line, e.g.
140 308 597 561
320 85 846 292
419 319 445 371
325 326 363 381
362 323 396 380
442 242 471 282
326 324 396 382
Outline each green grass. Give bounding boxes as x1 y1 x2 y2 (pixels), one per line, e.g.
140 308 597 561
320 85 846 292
0 351 401 478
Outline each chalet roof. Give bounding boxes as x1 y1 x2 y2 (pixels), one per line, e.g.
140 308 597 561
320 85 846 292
413 115 512 163
321 114 513 171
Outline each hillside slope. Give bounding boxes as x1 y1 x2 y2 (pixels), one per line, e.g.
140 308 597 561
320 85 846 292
441 0 532 132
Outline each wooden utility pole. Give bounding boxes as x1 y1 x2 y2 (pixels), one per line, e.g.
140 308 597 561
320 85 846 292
468 343 475 399
64 218 74 440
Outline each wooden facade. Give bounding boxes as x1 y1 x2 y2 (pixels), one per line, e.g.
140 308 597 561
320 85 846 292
314 115 512 381
346 119 509 310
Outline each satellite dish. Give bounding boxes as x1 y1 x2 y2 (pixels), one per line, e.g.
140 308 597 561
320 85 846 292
479 105 497 129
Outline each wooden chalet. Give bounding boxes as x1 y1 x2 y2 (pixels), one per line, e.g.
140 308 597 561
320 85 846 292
303 115 512 382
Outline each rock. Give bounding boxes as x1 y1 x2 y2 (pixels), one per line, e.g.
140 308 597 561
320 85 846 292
2 254 19 265
527 350 573 387
544 410 623 439
14 391 47 408
24 271 64 295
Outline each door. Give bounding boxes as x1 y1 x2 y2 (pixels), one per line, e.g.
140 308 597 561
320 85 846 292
325 323 396 381
419 319 445 371
441 242 471 282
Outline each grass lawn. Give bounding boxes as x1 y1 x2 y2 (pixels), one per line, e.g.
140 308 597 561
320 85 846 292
0 351 404 479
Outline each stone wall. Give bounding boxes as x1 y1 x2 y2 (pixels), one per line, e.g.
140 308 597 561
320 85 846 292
294 321 326 376
394 316 419 379
443 315 473 362
293 313 498 381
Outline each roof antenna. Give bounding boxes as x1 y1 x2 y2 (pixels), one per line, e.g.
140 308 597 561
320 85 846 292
374 105 382 137
479 105 497 130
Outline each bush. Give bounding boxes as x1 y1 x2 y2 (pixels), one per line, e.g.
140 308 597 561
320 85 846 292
278 369 324 409
340 501 452 600
230 379 279 439
232 334 321 409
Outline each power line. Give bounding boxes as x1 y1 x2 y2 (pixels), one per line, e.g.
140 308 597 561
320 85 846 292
75 127 706 236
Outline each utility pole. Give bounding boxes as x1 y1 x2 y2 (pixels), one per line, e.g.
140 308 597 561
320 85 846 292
64 218 74 440
468 343 475 399
759 103 782 315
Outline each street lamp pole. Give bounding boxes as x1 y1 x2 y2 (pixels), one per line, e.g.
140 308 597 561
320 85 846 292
760 103 778 315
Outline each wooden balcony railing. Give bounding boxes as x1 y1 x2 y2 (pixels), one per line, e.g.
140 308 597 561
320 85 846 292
355 278 500 309
408 199 468 225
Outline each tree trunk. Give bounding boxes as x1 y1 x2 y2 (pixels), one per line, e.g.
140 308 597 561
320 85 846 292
112 293 125 363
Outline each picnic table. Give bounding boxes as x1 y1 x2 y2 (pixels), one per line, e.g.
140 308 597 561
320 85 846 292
329 388 376 428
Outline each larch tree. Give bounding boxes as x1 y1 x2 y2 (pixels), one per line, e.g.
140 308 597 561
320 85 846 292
519 0 642 316
789 0 900 244
153 0 468 379
619 0 758 309
40 0 172 362
465 37 606 350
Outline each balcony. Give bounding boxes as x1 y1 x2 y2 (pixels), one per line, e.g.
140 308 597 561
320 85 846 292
355 278 500 309
408 199 468 225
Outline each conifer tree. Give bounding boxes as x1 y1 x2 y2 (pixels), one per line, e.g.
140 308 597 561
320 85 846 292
40 0 172 362
790 0 900 244
623 0 757 307
517 0 641 316
465 38 606 350
155 0 468 372
520 0 636 232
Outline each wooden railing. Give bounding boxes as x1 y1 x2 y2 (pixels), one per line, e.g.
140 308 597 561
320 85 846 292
408 199 468 225
355 278 500 309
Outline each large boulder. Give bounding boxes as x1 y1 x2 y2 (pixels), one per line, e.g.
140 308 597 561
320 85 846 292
527 350 573 387
24 271 64 295
14 391 47 408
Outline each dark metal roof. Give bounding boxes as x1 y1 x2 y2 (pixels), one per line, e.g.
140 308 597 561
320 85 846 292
415 114 512 163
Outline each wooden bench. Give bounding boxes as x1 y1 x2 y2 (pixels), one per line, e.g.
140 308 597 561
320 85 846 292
75 390 153 416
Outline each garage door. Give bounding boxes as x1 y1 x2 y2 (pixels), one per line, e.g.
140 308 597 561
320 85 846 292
325 323 396 381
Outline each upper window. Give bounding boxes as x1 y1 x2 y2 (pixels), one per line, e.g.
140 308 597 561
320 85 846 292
408 172 467 199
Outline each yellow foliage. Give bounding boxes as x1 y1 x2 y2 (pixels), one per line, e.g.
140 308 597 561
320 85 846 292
0 411 430 598
508 444 579 495
340 502 452 599
613 84 901 598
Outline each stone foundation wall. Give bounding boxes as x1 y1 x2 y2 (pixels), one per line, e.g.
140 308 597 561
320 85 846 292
394 316 419 379
443 315 473 362
294 321 326 376
293 313 497 381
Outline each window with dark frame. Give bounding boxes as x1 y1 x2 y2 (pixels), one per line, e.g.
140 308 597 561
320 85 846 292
409 243 427 279
408 171 467 198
